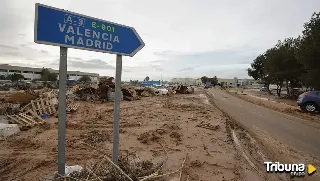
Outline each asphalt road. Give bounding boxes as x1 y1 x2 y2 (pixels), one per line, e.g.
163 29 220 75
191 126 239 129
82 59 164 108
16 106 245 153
208 88 320 158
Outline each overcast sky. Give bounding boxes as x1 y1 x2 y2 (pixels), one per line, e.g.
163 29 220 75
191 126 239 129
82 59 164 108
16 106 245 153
0 0 319 81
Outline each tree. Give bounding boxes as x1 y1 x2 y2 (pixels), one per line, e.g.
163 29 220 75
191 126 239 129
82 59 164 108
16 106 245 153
247 54 272 92
78 75 91 82
247 12 320 96
9 73 24 82
296 12 320 90
144 76 150 81
209 76 218 85
264 43 289 97
200 76 209 84
200 76 218 86
233 77 238 84
280 38 304 95
263 39 304 96
247 54 266 81
40 68 57 81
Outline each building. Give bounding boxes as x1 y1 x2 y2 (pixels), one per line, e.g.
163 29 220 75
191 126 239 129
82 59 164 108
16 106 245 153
216 78 260 87
217 78 237 87
170 78 202 85
0 64 99 82
237 78 259 86
139 81 161 87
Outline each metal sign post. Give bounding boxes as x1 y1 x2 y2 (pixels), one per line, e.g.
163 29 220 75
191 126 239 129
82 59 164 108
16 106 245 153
58 47 68 175
34 3 144 173
112 54 122 164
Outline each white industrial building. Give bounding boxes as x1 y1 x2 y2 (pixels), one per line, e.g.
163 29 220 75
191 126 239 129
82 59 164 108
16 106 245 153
170 78 202 85
0 64 99 82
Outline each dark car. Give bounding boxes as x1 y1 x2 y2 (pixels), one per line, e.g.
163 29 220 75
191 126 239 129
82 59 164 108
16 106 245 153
297 91 320 113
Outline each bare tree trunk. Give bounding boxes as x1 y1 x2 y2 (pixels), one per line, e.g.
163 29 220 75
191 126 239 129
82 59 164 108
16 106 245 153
286 80 290 97
266 84 272 95
277 84 282 97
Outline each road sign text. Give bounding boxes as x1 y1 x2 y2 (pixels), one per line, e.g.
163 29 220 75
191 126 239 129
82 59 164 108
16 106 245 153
35 4 144 56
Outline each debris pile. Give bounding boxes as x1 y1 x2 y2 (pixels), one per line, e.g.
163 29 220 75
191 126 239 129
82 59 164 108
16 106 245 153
122 87 140 101
0 87 79 130
135 87 159 97
0 81 58 92
53 153 166 181
173 85 194 94
74 79 166 102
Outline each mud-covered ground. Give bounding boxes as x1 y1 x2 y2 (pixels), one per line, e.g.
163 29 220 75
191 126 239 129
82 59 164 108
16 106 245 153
227 88 320 123
0 89 267 181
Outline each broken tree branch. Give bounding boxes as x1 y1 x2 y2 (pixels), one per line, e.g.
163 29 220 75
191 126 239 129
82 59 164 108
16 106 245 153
79 141 134 181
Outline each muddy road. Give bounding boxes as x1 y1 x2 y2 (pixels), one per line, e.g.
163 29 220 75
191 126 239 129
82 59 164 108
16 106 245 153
208 88 320 162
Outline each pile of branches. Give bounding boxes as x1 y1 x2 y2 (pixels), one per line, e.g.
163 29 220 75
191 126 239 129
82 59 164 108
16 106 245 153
53 142 187 181
56 156 164 181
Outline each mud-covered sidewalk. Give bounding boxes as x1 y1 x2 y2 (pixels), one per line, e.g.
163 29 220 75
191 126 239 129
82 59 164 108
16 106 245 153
1 89 265 181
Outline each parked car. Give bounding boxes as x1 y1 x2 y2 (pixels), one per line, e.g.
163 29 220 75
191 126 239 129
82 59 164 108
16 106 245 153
204 82 212 89
297 91 320 113
153 85 168 95
260 87 268 92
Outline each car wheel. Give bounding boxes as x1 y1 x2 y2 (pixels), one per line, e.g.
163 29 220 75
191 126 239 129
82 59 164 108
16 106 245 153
303 102 318 113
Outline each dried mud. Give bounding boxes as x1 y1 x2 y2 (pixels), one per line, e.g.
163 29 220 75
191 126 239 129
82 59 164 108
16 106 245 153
0 89 263 181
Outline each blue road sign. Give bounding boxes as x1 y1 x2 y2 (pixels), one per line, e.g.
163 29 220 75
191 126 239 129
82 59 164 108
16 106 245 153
34 3 144 56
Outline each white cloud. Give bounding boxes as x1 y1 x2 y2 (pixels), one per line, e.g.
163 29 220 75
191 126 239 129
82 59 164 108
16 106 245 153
0 0 319 81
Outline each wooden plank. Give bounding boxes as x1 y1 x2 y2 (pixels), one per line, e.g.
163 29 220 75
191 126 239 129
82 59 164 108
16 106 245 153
45 98 52 114
36 100 42 115
47 98 53 114
40 98 47 114
28 110 43 122
15 116 32 126
50 99 56 113
20 102 31 112
31 100 37 114
73 103 79 110
7 115 24 125
19 113 37 124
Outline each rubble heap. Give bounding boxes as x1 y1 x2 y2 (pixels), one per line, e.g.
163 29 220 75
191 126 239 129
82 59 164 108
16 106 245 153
74 77 162 102
173 85 194 94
